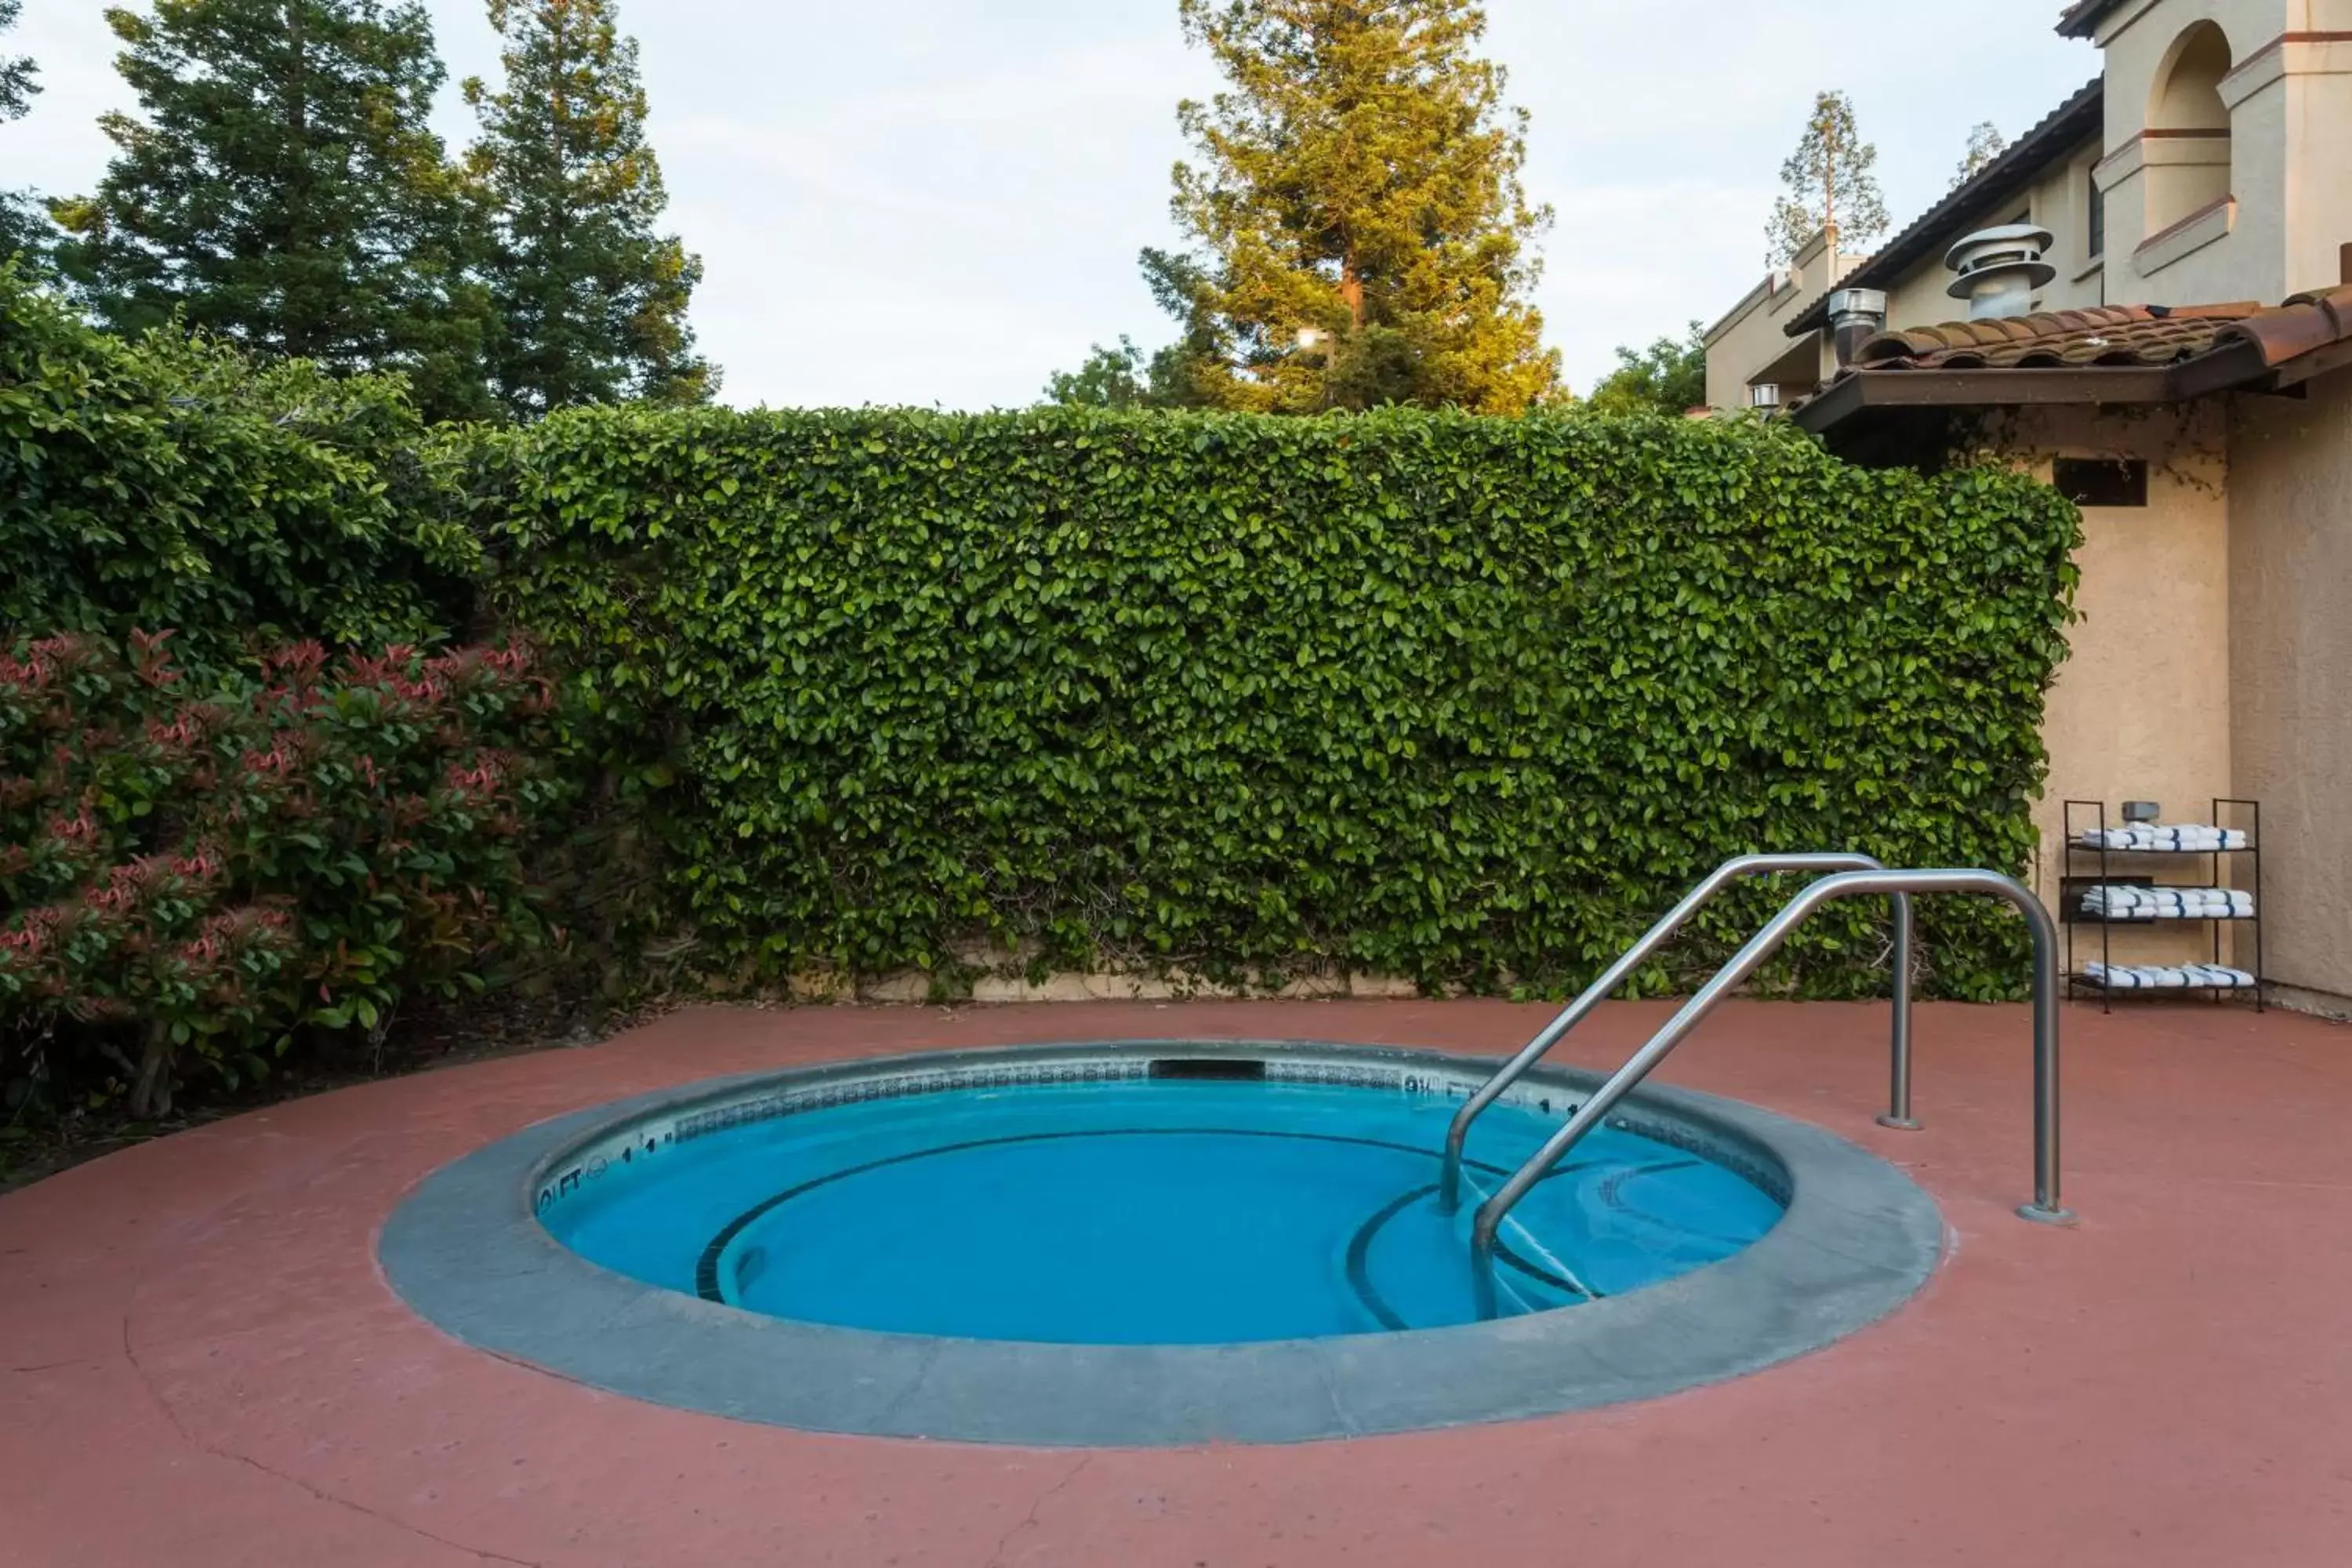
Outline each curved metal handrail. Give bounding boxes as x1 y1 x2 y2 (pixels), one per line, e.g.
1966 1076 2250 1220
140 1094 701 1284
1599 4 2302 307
1438 853 1916 1211
1471 869 2073 1265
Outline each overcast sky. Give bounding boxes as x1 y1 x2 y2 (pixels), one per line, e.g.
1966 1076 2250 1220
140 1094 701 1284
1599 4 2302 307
6 1 2099 409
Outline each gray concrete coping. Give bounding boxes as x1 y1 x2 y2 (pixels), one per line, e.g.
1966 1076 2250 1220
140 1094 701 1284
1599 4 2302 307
379 1040 1944 1447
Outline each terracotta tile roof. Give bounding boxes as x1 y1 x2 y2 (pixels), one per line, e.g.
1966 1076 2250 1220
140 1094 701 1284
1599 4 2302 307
1849 287 2352 374
1853 303 2259 371
2228 284 2352 367
2056 1 2126 38
1791 285 2352 439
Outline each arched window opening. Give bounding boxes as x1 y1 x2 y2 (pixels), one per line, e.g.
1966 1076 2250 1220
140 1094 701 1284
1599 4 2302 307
2144 22 2234 237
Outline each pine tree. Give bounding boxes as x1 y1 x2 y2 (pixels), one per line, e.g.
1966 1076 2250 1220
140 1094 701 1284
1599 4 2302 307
463 0 711 416
0 0 32 119
1 0 49 267
1766 90 1890 266
1150 0 1558 415
1951 121 2008 189
53 0 494 421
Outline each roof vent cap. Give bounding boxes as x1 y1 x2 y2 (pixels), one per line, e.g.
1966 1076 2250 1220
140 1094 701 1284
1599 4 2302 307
1827 287 1889 367
1945 223 2057 320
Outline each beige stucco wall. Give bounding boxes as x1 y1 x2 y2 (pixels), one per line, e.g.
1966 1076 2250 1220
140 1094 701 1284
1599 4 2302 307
2229 368 2352 1003
2279 26 2352 296
1996 407 2238 968
1700 230 1861 411
2087 0 2352 307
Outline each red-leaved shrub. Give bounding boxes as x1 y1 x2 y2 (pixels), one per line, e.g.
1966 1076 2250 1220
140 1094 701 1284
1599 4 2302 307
0 632 568 1115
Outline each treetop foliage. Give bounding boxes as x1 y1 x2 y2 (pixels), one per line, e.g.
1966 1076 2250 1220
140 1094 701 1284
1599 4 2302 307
1585 321 1708 418
53 0 498 423
1766 89 1890 266
45 0 705 423
1144 0 1559 414
464 0 714 416
1952 121 2009 190
1 0 52 270
0 0 34 121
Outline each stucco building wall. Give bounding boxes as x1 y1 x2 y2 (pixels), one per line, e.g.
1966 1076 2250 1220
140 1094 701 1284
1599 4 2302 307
2229 369 2352 1006
1700 232 1861 412
2085 0 2351 307
2280 30 2352 296
2003 375 2350 1000
2002 407 2239 968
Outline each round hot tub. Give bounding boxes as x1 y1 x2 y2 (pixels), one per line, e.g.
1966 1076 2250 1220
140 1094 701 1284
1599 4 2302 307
383 1041 1941 1444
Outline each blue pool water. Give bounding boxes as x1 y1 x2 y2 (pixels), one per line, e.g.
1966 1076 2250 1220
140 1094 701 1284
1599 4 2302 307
543 1071 1785 1345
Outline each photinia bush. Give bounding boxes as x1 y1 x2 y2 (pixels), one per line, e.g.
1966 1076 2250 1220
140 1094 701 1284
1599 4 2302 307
0 631 570 1116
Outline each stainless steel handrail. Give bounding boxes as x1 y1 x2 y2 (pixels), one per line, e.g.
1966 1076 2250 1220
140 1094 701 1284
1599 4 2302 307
1438 853 1916 1212
1471 869 2074 1265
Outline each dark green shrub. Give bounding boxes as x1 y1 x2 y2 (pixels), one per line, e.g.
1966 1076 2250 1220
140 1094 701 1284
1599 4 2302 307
0 268 479 669
481 403 2082 999
0 631 568 1115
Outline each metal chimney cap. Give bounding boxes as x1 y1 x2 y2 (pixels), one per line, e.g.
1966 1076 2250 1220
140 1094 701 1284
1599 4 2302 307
1944 224 2058 299
1944 223 2056 270
1827 287 1889 321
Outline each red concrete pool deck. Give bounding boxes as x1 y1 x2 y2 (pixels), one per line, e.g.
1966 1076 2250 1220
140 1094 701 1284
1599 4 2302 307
2 997 2349 1566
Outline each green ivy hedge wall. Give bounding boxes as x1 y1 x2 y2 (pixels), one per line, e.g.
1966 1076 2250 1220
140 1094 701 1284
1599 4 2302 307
481 404 2082 1000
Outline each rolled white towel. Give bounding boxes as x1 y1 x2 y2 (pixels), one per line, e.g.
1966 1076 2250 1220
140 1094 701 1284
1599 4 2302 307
2089 960 2258 992
2081 884 2254 919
